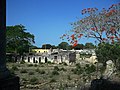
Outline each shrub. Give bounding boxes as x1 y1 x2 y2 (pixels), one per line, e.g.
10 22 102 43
9 69 15 75
34 64 38 67
39 70 45 74
20 69 27 73
60 67 67 71
95 43 120 70
39 62 44 64
30 77 38 85
50 78 56 83
47 61 52 64
54 66 59 71
52 70 59 75
40 65 44 67
63 62 68 66
35 68 40 72
22 78 27 81
20 60 25 64
59 83 64 90
77 69 83 75
67 75 71 80
71 67 83 75
76 63 81 69
85 64 96 74
28 71 34 75
27 64 33 67
72 69 77 74
11 65 18 71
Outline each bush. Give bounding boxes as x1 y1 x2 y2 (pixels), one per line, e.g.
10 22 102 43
54 66 59 71
35 68 40 72
67 75 71 80
50 78 56 83
39 70 45 74
20 69 27 73
63 62 68 66
47 61 52 64
59 83 64 90
11 65 18 71
40 65 44 67
22 78 27 81
52 70 59 75
34 64 38 67
39 62 44 64
76 63 81 69
27 64 33 67
95 43 120 70
71 67 83 75
60 67 67 71
20 60 25 64
85 64 96 74
9 69 15 75
28 71 34 75
77 69 83 75
30 77 38 85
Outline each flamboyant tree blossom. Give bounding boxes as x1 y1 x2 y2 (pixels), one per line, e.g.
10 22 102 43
60 3 120 47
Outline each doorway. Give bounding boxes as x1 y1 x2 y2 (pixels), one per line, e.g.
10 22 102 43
45 57 47 63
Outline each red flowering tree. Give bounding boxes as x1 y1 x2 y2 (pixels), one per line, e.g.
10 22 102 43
60 3 120 47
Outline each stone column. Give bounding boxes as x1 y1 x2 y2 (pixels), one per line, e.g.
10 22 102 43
0 0 10 79
0 0 20 89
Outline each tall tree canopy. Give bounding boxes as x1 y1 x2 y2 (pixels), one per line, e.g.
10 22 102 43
61 3 120 46
58 42 69 50
84 43 95 49
74 44 84 50
95 42 120 70
42 44 52 49
6 24 35 54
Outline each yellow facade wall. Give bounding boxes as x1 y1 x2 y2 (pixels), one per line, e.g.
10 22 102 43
32 49 49 53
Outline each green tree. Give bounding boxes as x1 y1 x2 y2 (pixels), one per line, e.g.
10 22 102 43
95 43 120 70
6 24 35 55
51 45 57 49
58 42 69 50
42 44 52 49
74 44 84 50
84 43 95 49
68 45 72 50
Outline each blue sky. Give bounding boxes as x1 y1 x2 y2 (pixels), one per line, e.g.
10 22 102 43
6 0 119 47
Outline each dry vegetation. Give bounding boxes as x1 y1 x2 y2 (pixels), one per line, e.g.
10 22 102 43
6 62 120 90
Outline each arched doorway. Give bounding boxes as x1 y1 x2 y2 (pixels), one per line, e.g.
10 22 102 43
45 57 47 63
39 57 41 63
33 57 35 63
28 57 30 62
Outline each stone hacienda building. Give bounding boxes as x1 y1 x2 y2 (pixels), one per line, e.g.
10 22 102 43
7 48 97 65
